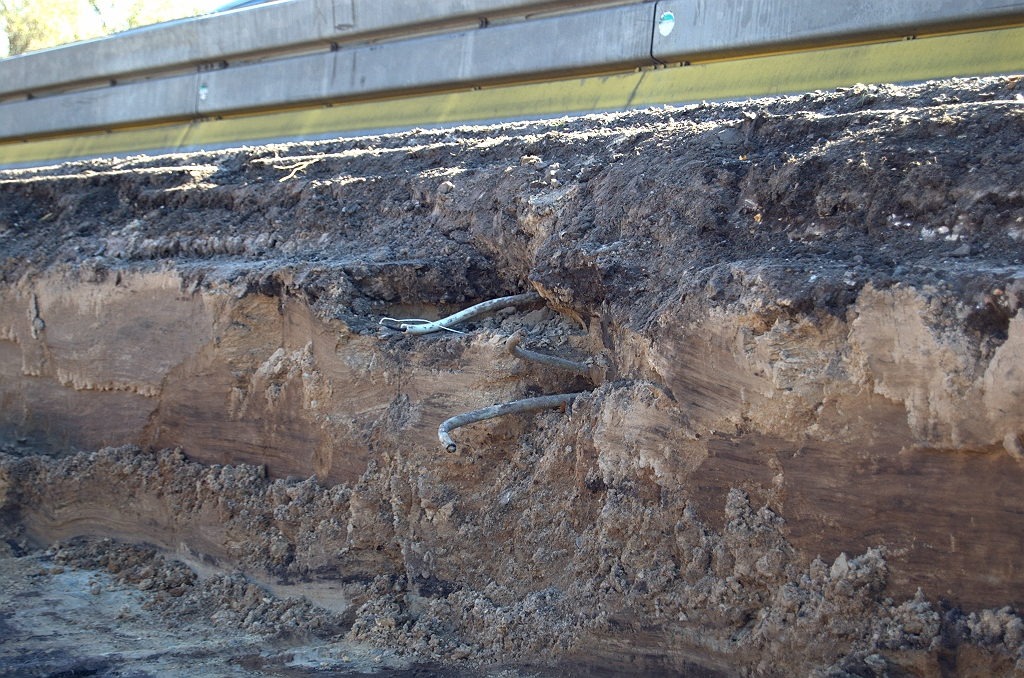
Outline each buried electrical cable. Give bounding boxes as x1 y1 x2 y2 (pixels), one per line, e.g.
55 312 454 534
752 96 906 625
380 291 540 335
505 330 590 376
438 392 585 453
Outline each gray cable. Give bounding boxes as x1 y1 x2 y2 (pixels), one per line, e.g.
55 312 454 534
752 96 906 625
505 330 589 376
438 392 585 453
380 291 540 335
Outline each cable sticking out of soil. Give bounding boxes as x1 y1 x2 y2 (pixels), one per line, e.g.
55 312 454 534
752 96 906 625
437 392 585 453
505 330 590 376
396 297 597 452
380 291 541 334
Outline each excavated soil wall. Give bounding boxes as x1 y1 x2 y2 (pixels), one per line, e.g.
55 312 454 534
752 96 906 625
2 76 1024 676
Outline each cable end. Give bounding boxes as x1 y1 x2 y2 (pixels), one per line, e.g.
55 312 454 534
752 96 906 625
506 330 524 354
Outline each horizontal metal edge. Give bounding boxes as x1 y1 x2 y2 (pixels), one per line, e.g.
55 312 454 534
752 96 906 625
2 24 1023 169
652 0 1024 63
0 76 201 141
0 0 648 99
0 5 657 141
0 0 329 99
196 4 657 116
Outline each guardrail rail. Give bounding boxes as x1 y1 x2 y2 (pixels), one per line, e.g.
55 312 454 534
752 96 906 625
1 0 1023 165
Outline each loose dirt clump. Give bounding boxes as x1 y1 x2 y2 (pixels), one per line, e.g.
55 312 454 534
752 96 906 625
0 536 414 677
3 446 1024 675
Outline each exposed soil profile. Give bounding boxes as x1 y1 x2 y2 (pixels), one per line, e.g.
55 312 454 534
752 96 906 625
2 75 1024 677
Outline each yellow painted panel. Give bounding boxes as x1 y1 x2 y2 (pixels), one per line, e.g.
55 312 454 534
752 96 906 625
0 124 194 167
4 25 1023 167
630 25 1024 105
178 73 648 148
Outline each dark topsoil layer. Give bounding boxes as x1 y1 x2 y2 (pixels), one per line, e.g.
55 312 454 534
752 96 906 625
1 76 1023 340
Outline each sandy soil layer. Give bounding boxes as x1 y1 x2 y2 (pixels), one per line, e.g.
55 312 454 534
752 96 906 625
2 76 1024 676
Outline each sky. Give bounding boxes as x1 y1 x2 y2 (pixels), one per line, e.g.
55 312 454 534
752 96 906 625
76 0 224 33
191 0 236 14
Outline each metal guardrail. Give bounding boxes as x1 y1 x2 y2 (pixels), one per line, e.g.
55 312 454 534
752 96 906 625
0 3 655 140
652 0 1024 63
0 0 1022 157
0 0 645 99
0 0 657 141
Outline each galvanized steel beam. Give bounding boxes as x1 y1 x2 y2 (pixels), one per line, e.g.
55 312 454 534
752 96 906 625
0 76 201 140
0 0 647 99
196 4 656 117
651 0 1024 63
0 4 657 140
1 0 1023 165
4 23 1023 168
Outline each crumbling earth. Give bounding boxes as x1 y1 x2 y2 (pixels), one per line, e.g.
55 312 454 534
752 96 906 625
2 75 1024 676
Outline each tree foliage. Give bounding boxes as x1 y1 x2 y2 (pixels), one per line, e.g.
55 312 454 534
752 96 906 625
0 0 210 57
